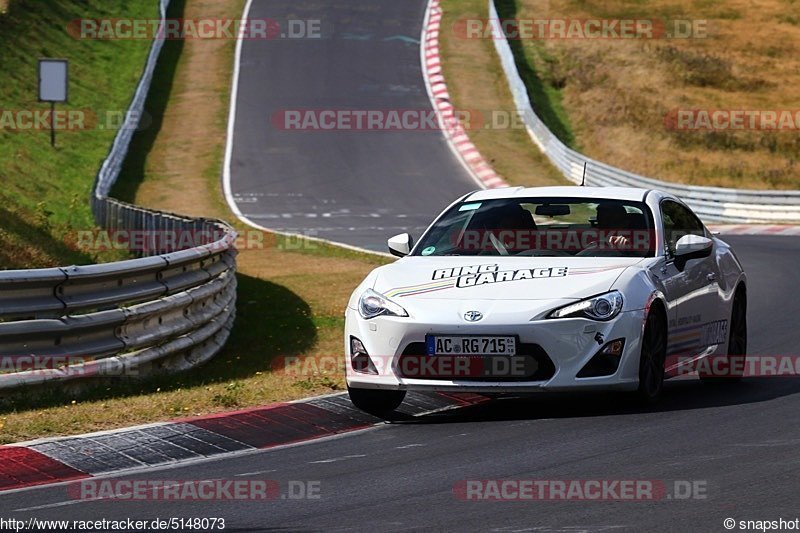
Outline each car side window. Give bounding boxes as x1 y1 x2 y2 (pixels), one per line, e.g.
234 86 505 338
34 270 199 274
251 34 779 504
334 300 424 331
660 200 705 257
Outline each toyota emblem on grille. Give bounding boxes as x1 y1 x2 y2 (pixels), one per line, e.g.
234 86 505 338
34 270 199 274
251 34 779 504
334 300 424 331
464 311 483 322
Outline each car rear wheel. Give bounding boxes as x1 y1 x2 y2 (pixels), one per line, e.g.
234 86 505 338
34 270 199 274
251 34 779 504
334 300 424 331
701 289 747 383
636 309 667 403
347 386 406 417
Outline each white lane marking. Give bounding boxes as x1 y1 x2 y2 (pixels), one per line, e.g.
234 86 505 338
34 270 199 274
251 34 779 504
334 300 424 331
16 482 183 511
395 443 424 449
258 213 394 220
15 499 86 512
733 440 800 447
659 454 734 466
308 454 366 464
14 481 213 512
219 0 392 258
490 527 628 532
222 0 254 224
235 469 277 477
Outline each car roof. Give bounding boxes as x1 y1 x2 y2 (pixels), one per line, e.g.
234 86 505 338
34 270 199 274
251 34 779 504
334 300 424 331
464 186 653 203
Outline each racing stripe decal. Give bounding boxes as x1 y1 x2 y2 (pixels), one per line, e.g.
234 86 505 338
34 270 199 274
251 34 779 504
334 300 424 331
385 279 456 298
668 320 728 355
567 265 629 276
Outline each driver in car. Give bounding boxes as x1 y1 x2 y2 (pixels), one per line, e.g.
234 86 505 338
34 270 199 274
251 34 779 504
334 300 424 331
595 202 633 250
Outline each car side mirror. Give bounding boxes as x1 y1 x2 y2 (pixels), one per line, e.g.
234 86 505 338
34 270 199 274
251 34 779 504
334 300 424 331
388 233 413 257
674 234 713 266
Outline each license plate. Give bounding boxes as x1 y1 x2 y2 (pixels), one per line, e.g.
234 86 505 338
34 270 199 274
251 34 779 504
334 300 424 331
426 335 517 356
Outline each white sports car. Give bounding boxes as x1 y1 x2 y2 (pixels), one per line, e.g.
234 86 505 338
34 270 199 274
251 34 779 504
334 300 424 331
345 187 747 415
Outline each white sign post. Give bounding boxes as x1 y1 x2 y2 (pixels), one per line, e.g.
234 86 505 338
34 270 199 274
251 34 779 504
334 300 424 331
38 59 68 147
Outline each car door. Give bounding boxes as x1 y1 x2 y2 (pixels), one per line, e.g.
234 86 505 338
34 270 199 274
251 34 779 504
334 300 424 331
659 200 723 356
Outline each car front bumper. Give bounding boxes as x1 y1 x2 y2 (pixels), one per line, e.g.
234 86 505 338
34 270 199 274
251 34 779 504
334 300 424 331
344 301 647 393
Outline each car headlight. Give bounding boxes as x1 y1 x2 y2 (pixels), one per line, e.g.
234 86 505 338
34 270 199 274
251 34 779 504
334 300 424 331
358 289 409 319
548 291 624 321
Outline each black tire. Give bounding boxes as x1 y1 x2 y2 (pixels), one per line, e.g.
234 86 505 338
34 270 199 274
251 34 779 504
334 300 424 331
347 386 406 417
636 308 667 403
701 288 747 383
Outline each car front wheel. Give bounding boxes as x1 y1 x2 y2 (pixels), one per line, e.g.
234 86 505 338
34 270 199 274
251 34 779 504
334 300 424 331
636 309 667 403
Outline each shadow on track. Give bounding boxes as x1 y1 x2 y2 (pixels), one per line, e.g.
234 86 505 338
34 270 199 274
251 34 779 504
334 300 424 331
389 377 800 424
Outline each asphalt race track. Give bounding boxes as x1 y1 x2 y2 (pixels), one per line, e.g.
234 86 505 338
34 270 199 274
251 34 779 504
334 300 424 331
3 235 800 530
6 0 800 530
226 0 478 252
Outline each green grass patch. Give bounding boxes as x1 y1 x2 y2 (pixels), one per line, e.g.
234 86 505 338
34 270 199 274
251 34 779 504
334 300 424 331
0 0 156 268
495 0 577 147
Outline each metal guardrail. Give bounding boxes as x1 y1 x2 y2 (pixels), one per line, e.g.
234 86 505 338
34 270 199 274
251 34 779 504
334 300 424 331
489 0 800 223
0 0 238 390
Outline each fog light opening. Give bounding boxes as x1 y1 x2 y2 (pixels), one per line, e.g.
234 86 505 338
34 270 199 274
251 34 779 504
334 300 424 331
350 336 378 375
601 339 624 356
577 338 626 378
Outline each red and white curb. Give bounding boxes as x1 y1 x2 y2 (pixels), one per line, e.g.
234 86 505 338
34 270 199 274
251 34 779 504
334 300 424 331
0 392 487 493
708 224 800 236
422 0 507 190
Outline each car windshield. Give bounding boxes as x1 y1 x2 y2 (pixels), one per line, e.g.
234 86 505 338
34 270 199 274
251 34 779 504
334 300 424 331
413 197 655 257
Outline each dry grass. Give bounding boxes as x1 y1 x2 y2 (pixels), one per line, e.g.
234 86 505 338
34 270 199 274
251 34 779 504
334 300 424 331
131 0 231 217
440 0 567 187
0 0 389 443
504 0 800 189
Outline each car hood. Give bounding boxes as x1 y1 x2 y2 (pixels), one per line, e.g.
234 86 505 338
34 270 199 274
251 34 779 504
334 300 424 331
372 256 644 301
